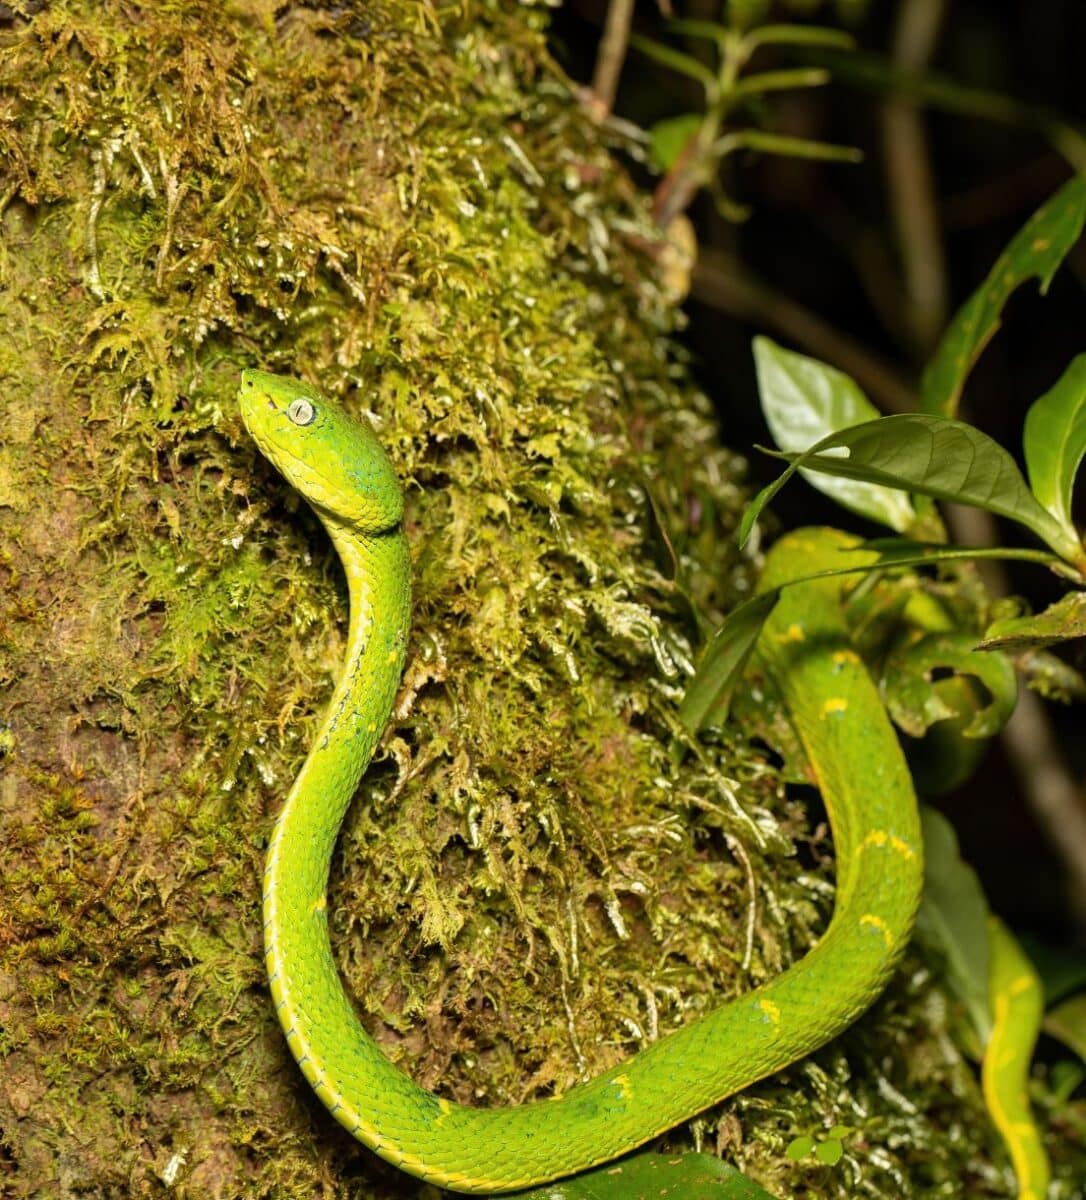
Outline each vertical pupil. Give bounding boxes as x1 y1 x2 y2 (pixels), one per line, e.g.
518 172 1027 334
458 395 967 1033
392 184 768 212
288 399 314 425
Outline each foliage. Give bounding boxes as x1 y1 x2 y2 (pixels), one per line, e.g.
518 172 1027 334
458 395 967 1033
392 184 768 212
752 338 915 531
632 16 858 220
513 1152 777 1200
920 178 1086 418
697 174 1086 708
684 170 1086 1200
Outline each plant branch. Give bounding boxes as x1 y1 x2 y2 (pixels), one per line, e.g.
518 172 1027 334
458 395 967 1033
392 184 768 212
881 0 949 355
591 0 636 116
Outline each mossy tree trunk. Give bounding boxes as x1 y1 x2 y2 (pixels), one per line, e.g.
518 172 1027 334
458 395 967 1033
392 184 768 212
0 3 1027 1197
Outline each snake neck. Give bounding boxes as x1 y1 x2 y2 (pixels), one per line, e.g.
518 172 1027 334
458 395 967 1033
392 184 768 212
263 519 410 926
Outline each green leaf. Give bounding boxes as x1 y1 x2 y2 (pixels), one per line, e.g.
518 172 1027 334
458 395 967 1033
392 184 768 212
679 590 781 732
511 1152 779 1199
629 34 718 93
814 1139 844 1167
826 1125 854 1140
1023 353 1086 538
1044 993 1086 1065
742 23 856 52
747 414 1081 562
979 591 1086 651
733 69 831 100
665 17 731 50
883 632 1018 739
649 113 705 172
785 1136 815 1162
914 805 993 1044
753 337 916 531
1050 1058 1086 1104
921 177 1086 417
715 129 861 165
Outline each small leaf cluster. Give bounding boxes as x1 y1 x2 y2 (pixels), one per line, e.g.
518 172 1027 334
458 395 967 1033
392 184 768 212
633 17 860 221
784 1123 854 1168
683 176 1086 733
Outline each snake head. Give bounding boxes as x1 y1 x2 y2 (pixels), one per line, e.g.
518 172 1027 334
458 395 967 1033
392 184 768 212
238 370 404 533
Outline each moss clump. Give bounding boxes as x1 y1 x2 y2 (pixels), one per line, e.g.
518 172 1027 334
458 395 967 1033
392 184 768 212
1 2 1074 1198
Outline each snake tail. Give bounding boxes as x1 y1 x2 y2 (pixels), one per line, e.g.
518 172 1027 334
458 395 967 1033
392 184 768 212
983 916 1050 1200
239 371 924 1194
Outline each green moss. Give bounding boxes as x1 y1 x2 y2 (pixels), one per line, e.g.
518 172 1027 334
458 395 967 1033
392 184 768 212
0 1 1079 1198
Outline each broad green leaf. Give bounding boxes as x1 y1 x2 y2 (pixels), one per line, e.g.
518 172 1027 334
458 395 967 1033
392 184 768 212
979 591 1086 651
512 1152 778 1199
1023 354 1086 538
914 805 992 1043
1044 993 1086 1064
679 590 781 732
883 632 1017 739
922 177 1086 417
753 338 915 531
745 414 1081 562
900 674 989 797
649 114 705 172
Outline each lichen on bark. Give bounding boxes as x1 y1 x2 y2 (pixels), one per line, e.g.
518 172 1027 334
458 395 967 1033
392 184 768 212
0 2 1068 1198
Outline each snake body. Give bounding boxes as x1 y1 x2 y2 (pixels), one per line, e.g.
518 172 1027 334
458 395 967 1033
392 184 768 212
238 370 924 1194
983 917 1050 1200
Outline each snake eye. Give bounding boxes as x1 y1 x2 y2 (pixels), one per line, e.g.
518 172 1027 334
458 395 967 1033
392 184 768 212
286 397 316 426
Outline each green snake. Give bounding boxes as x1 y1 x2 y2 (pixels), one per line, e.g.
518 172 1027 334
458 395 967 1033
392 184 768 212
237 369 927 1193
984 917 1050 1200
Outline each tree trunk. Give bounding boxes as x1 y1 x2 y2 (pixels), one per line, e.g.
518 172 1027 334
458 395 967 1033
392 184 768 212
0 2 1030 1196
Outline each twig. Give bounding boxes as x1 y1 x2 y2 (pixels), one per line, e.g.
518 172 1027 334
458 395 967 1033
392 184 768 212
881 0 948 355
591 0 636 117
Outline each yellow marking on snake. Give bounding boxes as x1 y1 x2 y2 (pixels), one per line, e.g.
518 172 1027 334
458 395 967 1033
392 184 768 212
832 649 860 666
613 1074 633 1100
860 913 894 948
821 697 848 717
861 829 916 861
780 623 805 643
757 998 781 1027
